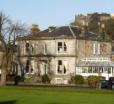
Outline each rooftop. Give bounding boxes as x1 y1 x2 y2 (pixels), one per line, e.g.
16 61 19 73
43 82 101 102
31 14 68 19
17 26 110 41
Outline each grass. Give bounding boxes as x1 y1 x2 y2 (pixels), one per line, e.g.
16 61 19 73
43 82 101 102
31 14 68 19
0 86 114 104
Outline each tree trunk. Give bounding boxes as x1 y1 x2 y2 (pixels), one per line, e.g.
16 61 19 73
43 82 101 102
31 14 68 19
0 68 7 86
0 54 7 86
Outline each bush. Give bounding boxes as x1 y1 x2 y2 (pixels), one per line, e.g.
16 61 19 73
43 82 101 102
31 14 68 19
6 74 15 81
87 75 101 88
42 74 50 84
20 76 25 82
74 75 84 84
70 75 84 84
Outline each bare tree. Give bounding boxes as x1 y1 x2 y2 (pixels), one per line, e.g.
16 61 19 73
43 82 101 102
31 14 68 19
0 12 27 86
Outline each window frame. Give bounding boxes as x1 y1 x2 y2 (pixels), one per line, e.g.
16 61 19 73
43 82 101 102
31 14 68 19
92 43 100 55
56 60 68 75
57 41 67 53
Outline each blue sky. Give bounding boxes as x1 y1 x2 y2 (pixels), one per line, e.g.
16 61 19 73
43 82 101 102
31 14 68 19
0 0 114 29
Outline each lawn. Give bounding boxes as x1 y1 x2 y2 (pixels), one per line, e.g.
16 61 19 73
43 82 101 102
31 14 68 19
0 86 114 104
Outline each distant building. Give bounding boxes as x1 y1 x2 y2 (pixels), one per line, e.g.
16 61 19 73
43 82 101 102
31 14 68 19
17 26 114 84
75 14 88 26
74 13 111 26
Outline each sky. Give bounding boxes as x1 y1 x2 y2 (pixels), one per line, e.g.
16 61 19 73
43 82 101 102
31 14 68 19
0 0 114 30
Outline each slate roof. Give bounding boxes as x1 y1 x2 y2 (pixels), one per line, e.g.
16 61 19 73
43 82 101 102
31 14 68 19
17 26 99 41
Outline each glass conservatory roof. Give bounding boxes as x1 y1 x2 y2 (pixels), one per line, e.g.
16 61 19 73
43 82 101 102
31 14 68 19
78 58 114 67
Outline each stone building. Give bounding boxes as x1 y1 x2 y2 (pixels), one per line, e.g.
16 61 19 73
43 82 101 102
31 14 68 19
74 13 111 26
17 26 114 84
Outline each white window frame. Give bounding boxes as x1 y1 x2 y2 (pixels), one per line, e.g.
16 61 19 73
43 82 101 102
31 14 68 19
93 43 100 55
93 43 96 54
56 60 68 75
97 43 100 54
57 42 67 53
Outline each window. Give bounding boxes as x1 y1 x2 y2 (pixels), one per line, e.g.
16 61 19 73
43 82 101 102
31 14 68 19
58 42 62 53
92 67 98 73
26 60 30 73
44 63 48 74
25 42 34 54
112 67 114 73
93 43 96 54
58 60 62 74
31 45 34 54
25 42 30 52
98 44 100 54
88 67 92 73
44 44 47 55
82 67 88 73
112 47 114 53
57 42 67 53
57 60 67 74
108 68 111 74
99 67 103 73
64 42 67 51
93 43 100 55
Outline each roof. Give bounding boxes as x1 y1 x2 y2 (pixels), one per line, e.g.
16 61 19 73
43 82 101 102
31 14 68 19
17 26 105 41
78 58 114 67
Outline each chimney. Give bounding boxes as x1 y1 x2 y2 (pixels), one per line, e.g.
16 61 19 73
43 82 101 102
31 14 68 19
31 24 40 34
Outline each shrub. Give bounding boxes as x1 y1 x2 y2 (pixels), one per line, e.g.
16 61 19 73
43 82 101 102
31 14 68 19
42 74 50 84
6 74 15 81
87 75 101 88
70 75 84 84
69 76 75 84
74 75 84 84
20 76 25 82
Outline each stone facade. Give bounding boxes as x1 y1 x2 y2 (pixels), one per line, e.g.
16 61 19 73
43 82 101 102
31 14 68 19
17 26 114 84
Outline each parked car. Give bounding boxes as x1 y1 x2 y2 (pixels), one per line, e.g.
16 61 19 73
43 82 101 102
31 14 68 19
109 77 114 89
101 77 114 89
101 80 109 88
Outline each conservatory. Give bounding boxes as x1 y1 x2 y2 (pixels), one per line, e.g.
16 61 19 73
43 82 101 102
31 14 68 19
76 58 114 80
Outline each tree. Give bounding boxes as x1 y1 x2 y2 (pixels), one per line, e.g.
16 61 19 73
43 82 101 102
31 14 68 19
0 12 27 86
